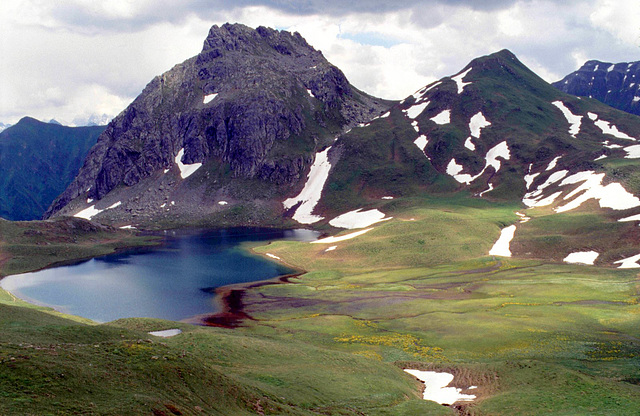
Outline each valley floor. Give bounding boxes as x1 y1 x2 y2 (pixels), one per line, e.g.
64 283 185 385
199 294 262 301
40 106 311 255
1 199 639 414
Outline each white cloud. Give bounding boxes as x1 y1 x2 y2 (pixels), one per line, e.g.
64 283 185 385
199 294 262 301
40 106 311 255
590 0 640 45
1 0 640 124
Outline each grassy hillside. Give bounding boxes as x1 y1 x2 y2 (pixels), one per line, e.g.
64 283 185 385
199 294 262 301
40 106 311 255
0 217 159 277
0 117 104 221
252 196 640 414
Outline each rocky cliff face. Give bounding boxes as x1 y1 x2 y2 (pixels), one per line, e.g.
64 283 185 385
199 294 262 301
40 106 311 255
45 23 391 225
553 60 640 116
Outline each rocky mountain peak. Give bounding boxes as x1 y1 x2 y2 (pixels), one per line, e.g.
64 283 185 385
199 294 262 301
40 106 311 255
202 23 314 56
45 23 391 224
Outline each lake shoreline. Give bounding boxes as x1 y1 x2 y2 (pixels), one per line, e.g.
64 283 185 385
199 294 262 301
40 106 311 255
2 227 314 324
199 271 305 328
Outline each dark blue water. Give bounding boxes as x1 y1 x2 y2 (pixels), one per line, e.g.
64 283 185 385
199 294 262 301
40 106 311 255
1 228 318 323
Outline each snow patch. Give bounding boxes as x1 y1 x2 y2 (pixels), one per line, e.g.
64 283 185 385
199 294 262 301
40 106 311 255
329 208 392 229
523 191 562 208
87 198 93 204
594 119 636 140
119 225 135 229
614 254 640 268
603 141 623 149
311 228 373 244
552 101 582 137
203 93 218 104
607 64 615 72
74 201 121 220
623 144 640 158
468 112 491 138
619 213 640 222
634 96 640 102
404 369 476 405
451 68 472 94
447 141 510 184
382 196 394 200
266 253 281 260
283 147 332 224
218 201 228 205
430 109 451 125
414 135 428 155
411 121 419 132
404 102 429 119
554 171 640 213
594 155 607 161
307 89 315 98
175 148 202 179
464 137 476 151
524 172 539 190
515 212 530 223
563 251 599 265
149 329 182 338
74 206 103 220
478 183 493 197
325 245 337 252
489 225 516 257
546 156 561 171
415 81 441 100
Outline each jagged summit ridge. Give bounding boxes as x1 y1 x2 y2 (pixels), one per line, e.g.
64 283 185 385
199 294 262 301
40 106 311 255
45 23 390 223
553 59 640 116
202 23 315 55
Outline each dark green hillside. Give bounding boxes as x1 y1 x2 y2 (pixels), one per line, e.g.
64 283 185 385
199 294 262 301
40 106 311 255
0 117 103 220
319 50 640 214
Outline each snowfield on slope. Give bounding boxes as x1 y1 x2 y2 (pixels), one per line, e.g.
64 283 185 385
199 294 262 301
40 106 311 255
552 101 582 137
489 225 516 257
74 201 121 220
283 147 332 224
149 329 182 337
328 209 392 229
589 112 636 140
451 68 472 94
564 251 599 265
311 228 373 244
404 102 429 119
468 112 491 138
430 109 451 125
614 253 640 268
203 93 218 104
554 171 640 213
447 141 510 184
403 369 476 405
175 148 202 179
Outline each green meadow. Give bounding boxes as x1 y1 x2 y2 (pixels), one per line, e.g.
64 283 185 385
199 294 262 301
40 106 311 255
1 197 640 414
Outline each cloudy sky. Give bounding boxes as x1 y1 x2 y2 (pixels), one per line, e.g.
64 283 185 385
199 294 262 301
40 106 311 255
1 0 639 125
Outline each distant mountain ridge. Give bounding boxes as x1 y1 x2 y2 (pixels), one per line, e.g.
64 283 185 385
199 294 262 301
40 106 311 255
553 59 640 116
0 117 104 220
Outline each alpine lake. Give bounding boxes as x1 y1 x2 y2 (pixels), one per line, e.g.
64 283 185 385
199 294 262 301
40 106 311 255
1 228 319 323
